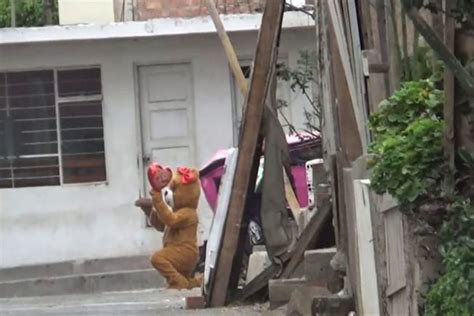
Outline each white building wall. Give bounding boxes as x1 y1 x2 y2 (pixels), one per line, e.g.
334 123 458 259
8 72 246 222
58 0 115 25
0 28 315 268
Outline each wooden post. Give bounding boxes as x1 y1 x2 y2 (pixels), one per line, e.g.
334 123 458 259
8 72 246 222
9 0 16 27
44 0 54 25
443 0 455 194
208 1 285 307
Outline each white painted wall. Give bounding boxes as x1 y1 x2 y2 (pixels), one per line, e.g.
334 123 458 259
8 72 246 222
58 0 115 25
0 28 315 268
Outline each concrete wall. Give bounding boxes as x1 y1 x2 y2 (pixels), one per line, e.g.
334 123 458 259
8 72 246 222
58 0 115 25
0 28 315 268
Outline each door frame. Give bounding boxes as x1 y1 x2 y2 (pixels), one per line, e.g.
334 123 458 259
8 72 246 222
133 61 196 200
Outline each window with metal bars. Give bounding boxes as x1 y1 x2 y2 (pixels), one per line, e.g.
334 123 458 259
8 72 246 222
0 67 106 188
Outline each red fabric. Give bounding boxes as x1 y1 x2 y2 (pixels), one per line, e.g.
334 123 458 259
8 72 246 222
178 167 196 185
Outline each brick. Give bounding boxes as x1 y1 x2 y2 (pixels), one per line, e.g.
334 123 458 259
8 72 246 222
135 0 264 19
185 296 206 309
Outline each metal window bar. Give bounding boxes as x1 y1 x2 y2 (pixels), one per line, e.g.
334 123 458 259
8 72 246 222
53 69 64 185
57 95 102 103
62 151 104 157
62 138 104 144
1 68 104 188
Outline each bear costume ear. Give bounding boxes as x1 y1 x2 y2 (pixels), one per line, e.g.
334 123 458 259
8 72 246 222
177 166 197 185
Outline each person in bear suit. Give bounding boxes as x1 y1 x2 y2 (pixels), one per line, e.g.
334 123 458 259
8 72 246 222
137 167 201 290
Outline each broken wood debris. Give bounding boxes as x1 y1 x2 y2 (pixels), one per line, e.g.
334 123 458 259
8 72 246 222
239 199 332 301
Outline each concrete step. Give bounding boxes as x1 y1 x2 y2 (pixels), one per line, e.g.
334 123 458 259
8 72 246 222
268 278 331 309
0 261 75 283
311 295 355 315
0 268 165 298
0 255 150 282
304 247 342 292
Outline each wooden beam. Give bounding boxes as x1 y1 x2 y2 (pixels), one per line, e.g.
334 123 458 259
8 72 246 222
402 1 474 96
327 1 368 152
205 0 247 97
209 1 285 307
205 0 303 233
363 50 389 113
326 1 363 163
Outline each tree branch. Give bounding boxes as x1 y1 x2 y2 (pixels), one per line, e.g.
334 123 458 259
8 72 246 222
402 0 474 96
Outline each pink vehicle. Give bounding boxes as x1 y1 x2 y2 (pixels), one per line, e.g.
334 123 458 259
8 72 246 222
199 132 321 213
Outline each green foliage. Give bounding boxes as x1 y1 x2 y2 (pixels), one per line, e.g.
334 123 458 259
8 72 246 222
369 79 444 204
425 198 474 316
402 45 445 82
369 76 473 314
0 0 58 28
278 50 317 96
277 50 321 133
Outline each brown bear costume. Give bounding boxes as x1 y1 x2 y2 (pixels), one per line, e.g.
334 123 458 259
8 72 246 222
137 167 202 290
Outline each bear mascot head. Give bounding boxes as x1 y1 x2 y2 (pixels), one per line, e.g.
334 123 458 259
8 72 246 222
165 167 200 211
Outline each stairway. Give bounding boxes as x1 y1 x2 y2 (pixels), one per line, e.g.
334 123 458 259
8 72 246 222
0 256 165 298
268 247 355 315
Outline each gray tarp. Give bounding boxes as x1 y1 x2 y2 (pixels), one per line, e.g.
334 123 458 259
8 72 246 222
260 105 295 259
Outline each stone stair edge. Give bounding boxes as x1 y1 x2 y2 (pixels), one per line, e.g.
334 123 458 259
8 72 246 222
0 268 165 298
0 254 151 282
0 268 157 285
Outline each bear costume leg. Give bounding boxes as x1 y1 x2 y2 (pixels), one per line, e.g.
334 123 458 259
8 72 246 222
150 246 199 290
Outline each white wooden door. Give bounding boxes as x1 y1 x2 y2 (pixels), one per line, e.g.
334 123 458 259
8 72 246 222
231 60 292 145
138 64 196 191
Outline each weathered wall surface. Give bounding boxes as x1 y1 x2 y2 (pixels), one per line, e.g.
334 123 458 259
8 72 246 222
135 0 264 20
0 28 315 268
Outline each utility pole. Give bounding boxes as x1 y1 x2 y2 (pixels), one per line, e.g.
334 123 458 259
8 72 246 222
10 0 16 27
44 0 54 25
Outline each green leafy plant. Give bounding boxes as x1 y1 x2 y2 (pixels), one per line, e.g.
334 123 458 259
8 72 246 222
425 198 474 316
277 50 321 134
369 79 444 204
0 0 58 28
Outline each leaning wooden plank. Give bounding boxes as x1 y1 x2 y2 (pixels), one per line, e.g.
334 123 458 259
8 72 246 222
347 0 369 129
204 0 246 96
209 1 286 307
280 200 332 279
327 0 368 152
327 4 363 163
283 169 304 234
205 0 303 234
342 168 362 313
240 200 332 300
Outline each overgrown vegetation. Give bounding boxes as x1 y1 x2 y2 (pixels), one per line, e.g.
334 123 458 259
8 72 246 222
0 0 58 28
424 198 474 316
369 79 444 204
368 57 474 314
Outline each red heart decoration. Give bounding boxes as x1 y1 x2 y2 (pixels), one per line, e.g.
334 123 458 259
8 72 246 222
147 163 172 191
